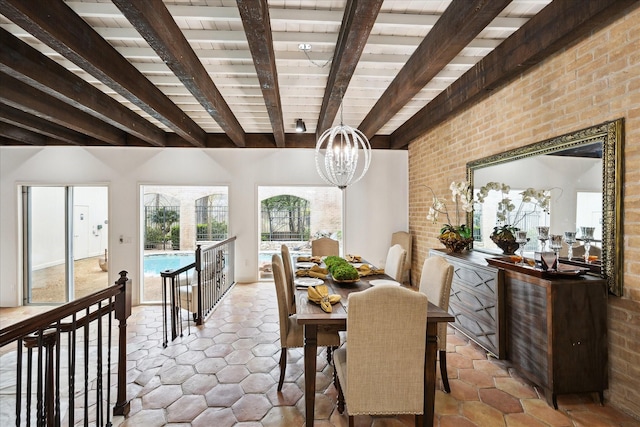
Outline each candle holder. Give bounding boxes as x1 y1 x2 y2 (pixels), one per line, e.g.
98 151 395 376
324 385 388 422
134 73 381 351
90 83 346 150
537 226 549 251
549 234 563 270
579 226 595 262
564 231 576 260
515 230 528 266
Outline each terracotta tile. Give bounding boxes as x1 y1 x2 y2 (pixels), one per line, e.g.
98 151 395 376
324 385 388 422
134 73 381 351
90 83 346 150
204 343 234 358
165 395 207 423
240 372 276 393
158 364 196 384
225 348 255 364
120 408 167 427
494 377 539 399
521 399 573 426
439 415 479 427
141 384 183 409
246 355 278 373
504 412 549 427
232 393 272 421
194 356 227 374
449 379 481 401
458 368 496 388
473 359 510 377
216 364 250 383
479 388 524 414
462 400 507 426
262 406 305 427
181 373 218 395
191 407 237 427
204 382 244 407
435 390 462 415
446 352 475 369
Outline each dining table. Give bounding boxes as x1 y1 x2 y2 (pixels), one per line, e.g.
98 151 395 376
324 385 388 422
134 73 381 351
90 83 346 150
294 261 455 427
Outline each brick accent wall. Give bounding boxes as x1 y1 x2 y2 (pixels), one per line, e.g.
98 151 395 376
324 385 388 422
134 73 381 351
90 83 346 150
408 5 640 419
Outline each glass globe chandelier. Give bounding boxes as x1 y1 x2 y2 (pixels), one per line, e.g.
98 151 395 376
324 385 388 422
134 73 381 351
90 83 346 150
314 98 371 189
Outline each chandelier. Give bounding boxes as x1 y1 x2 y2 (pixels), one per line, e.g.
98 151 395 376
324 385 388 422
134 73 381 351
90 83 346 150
314 99 371 189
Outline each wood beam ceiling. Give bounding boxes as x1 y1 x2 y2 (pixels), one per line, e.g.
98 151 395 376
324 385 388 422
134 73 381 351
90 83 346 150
359 0 512 139
112 0 246 148
0 0 206 147
315 0 383 137
390 0 639 148
237 0 285 147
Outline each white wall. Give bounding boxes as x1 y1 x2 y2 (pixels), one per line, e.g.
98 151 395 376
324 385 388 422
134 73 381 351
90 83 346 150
0 146 408 307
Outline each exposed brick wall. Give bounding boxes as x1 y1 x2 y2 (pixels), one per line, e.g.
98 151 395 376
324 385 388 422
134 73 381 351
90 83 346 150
408 5 640 418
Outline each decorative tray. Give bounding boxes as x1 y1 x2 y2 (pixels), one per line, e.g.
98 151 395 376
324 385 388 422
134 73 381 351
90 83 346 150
486 256 590 277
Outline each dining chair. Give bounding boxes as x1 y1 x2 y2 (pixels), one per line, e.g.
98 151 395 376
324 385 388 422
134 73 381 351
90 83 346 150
311 236 339 257
419 256 454 393
272 254 341 391
333 285 429 426
280 244 296 314
384 243 407 282
391 231 412 285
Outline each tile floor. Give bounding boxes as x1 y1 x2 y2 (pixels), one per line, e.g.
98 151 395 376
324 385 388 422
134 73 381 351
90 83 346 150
1 281 639 427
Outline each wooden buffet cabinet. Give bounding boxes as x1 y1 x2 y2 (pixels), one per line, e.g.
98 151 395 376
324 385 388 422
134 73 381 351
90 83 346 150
430 249 608 408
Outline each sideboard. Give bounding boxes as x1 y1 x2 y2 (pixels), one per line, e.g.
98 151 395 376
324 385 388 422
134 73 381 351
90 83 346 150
430 249 608 408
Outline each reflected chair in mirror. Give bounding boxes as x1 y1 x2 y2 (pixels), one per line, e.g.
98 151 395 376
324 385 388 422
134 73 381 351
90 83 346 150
272 254 341 391
384 244 407 282
280 244 296 315
333 285 429 427
391 231 412 285
311 237 339 257
419 256 454 393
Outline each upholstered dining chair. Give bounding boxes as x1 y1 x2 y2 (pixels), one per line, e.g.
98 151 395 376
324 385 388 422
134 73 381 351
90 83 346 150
280 244 296 315
333 285 429 426
419 256 454 393
272 254 341 391
384 243 407 282
391 231 412 284
311 236 339 257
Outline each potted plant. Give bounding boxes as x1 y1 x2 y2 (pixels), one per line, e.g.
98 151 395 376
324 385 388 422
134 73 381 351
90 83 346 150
426 181 474 253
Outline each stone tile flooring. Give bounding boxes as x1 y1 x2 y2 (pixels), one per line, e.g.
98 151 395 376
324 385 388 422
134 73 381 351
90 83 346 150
1 281 639 426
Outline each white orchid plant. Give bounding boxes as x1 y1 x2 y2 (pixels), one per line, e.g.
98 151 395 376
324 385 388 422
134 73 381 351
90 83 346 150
426 181 474 239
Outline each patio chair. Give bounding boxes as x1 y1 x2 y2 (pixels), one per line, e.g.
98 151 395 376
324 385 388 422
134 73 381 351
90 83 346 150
311 237 339 257
333 284 428 426
419 256 454 393
272 254 341 391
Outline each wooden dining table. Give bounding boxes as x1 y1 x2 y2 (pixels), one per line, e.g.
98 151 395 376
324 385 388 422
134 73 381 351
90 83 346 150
294 269 455 427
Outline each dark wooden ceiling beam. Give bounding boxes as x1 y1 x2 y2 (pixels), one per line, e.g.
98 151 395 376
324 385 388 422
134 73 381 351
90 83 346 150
112 0 246 148
315 0 383 137
390 0 639 149
237 0 285 147
0 0 206 147
0 73 127 145
0 121 49 145
0 103 88 145
359 0 512 139
0 28 165 147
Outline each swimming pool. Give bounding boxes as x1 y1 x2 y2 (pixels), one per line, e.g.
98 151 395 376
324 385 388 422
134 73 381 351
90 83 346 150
144 253 195 275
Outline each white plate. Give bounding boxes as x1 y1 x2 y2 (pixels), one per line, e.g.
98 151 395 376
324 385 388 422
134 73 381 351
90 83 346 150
294 277 324 287
350 263 363 268
369 279 401 286
296 262 315 269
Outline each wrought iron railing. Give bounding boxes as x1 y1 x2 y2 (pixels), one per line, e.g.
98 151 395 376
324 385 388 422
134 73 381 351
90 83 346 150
0 271 131 426
160 237 236 345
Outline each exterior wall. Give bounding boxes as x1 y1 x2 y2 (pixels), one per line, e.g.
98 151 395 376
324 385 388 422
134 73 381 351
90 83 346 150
408 5 640 419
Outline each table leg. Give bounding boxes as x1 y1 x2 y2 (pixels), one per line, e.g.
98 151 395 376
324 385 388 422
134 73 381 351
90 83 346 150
424 324 438 427
304 324 318 427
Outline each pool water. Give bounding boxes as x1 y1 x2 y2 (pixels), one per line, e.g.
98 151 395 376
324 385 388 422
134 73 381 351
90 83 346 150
144 253 195 275
259 251 307 264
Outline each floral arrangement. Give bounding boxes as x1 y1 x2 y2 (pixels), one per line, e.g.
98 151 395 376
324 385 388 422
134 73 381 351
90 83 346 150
426 181 474 251
475 182 551 253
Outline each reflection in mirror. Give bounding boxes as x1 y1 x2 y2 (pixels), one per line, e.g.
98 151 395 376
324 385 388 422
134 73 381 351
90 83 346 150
467 119 624 296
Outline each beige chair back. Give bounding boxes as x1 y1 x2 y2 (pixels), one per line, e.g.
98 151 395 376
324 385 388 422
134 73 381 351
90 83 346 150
311 237 339 257
384 244 407 282
419 256 454 351
341 285 428 415
272 254 292 343
391 231 412 284
280 244 296 314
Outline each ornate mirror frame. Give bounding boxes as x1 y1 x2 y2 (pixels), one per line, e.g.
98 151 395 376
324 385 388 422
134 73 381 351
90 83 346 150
466 118 624 296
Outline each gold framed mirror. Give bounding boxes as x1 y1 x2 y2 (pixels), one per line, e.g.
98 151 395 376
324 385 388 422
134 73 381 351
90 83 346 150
467 118 624 296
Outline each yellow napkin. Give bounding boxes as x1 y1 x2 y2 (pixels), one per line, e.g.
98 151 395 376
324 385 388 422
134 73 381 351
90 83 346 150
356 264 385 277
307 285 341 313
346 254 362 263
297 256 322 264
296 265 328 279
